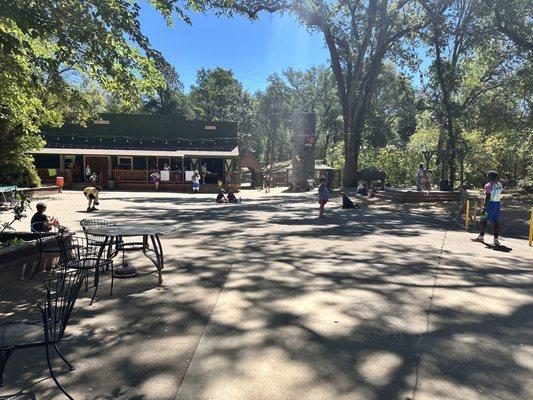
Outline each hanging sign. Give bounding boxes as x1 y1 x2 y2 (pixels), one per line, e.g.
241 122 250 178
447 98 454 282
160 170 170 181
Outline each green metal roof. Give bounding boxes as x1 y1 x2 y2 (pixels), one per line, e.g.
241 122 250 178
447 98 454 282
41 114 238 152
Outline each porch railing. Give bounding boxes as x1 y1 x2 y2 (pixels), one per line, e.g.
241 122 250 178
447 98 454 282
36 168 190 184
112 170 149 183
112 170 184 183
37 169 74 184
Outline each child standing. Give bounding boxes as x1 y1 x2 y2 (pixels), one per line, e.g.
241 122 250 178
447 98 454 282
191 170 200 193
475 171 503 246
317 176 329 218
150 168 160 190
84 185 102 212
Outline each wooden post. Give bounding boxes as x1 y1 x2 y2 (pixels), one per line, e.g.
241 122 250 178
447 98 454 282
473 199 478 223
291 112 316 192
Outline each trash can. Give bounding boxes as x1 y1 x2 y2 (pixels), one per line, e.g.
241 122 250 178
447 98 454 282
56 176 64 193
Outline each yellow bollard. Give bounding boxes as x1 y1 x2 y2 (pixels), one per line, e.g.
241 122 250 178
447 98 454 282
465 199 470 230
529 207 533 246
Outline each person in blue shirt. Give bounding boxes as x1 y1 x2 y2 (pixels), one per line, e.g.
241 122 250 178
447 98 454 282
476 171 503 246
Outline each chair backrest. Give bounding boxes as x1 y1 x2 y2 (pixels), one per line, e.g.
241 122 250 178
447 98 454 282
39 271 86 343
80 218 117 245
31 222 60 250
56 235 99 270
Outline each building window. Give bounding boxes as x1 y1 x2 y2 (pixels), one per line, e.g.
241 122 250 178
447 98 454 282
117 156 133 170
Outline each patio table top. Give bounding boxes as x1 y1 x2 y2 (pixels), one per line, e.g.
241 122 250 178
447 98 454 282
84 224 175 237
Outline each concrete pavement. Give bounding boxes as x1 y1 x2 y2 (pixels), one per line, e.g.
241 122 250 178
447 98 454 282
1 190 531 399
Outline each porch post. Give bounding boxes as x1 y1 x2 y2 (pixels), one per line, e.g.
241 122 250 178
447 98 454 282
59 155 65 170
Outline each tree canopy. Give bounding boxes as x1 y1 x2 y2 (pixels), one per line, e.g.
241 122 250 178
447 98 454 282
1 0 531 189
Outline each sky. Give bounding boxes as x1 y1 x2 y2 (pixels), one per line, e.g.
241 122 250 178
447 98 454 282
139 6 330 93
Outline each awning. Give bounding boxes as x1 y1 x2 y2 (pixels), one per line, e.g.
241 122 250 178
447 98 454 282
32 147 240 158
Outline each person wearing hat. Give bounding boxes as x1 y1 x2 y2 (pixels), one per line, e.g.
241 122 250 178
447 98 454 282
30 202 60 232
216 189 228 203
83 185 102 212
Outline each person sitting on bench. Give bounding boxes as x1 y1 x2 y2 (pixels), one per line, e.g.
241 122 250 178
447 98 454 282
216 189 228 203
341 192 358 209
30 202 60 232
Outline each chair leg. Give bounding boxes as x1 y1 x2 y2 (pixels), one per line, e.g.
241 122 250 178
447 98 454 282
52 254 62 273
45 344 74 400
53 343 75 371
110 262 114 296
0 348 14 387
90 268 99 305
31 251 43 279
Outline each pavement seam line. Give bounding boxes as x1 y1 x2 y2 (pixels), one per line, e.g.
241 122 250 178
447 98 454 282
411 228 448 400
173 261 235 400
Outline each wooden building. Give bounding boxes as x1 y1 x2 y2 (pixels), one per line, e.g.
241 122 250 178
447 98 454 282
269 160 340 188
32 114 240 191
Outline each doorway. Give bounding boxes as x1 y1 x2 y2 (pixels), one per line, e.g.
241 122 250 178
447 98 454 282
84 156 109 183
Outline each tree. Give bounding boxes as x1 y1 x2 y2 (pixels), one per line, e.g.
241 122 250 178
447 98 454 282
190 67 247 120
235 0 424 187
364 64 418 148
418 0 526 187
0 0 209 184
255 74 293 166
190 67 256 150
284 66 342 160
143 61 193 117
491 0 533 53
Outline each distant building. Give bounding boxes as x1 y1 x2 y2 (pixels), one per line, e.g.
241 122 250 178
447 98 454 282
268 160 340 188
32 114 240 191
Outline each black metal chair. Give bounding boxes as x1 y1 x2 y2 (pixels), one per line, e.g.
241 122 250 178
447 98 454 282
80 219 122 270
79 218 118 247
0 271 86 399
30 223 65 279
56 235 113 305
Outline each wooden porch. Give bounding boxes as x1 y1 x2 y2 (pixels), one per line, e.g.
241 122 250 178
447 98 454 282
37 169 240 192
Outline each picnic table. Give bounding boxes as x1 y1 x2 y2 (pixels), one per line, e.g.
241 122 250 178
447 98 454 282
85 224 175 284
0 185 17 208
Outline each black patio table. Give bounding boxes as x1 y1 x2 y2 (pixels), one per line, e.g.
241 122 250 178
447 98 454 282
85 224 175 284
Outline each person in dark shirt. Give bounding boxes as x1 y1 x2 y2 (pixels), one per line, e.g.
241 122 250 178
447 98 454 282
216 189 228 203
227 190 238 203
30 202 59 232
341 192 358 209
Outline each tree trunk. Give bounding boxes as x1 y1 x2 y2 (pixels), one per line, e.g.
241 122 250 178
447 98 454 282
342 110 356 188
291 112 316 192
